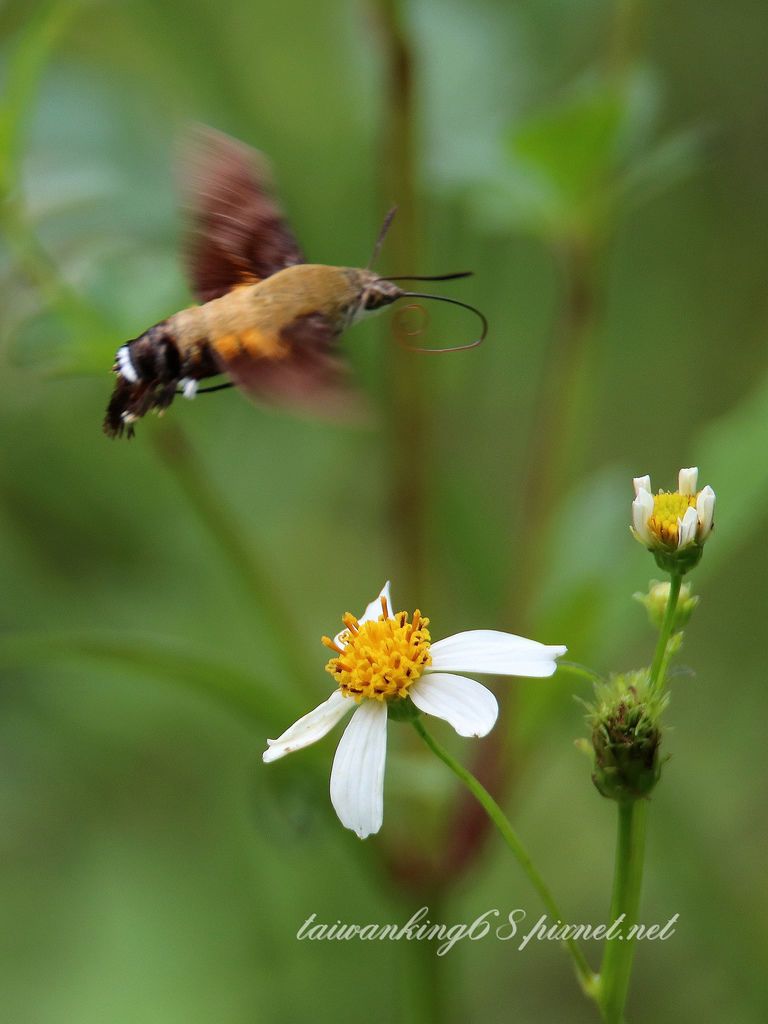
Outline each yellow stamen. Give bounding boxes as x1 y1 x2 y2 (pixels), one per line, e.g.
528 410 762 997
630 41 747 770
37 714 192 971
321 635 343 654
324 607 432 702
648 491 697 547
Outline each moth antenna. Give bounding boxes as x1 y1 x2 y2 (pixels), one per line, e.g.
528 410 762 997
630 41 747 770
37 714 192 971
396 292 488 353
367 206 398 270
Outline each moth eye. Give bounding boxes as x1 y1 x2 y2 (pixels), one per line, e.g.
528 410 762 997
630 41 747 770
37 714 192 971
364 289 396 311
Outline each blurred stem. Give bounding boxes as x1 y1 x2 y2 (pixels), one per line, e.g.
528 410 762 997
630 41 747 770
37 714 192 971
647 571 682 694
413 717 598 998
447 236 601 894
596 800 648 1023
505 233 600 628
607 0 646 80
1 196 115 349
0 629 296 726
0 0 114 350
375 0 428 603
0 0 73 188
150 424 315 694
410 893 446 1024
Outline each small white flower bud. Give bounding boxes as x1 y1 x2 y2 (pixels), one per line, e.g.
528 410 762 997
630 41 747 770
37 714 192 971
630 468 716 574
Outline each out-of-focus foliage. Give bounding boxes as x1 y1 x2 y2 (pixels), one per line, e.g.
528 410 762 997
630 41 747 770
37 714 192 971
1 1 767 1022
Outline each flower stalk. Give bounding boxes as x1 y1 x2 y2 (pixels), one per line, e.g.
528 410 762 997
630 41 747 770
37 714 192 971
647 570 682 694
591 570 677 1021
593 475 694 1021
412 716 598 997
596 799 648 1023
151 425 316 694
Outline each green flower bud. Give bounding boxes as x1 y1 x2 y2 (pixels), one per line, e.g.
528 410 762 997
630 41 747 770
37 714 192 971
583 671 668 801
634 579 699 630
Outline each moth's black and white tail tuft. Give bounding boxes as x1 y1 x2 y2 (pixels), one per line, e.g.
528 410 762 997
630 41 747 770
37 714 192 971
102 375 178 439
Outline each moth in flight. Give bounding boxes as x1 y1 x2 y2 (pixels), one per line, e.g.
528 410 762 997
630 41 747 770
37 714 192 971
104 127 486 438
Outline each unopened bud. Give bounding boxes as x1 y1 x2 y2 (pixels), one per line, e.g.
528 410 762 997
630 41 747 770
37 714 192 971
583 671 668 801
634 579 699 630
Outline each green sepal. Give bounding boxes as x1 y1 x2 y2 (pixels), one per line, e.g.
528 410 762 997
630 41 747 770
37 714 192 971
387 697 420 724
652 543 703 575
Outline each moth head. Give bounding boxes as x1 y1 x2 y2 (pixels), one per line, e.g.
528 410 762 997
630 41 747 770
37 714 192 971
351 272 404 323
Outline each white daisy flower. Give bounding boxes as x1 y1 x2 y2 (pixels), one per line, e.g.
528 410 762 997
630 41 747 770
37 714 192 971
263 582 566 839
631 467 715 559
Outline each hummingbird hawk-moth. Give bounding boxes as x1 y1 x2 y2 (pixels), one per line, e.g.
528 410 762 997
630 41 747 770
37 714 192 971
103 127 486 438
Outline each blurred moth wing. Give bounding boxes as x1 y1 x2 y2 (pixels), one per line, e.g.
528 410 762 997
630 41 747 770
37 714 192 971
180 125 305 302
180 127 359 412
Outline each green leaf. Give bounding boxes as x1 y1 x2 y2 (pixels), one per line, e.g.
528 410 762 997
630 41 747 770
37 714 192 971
510 89 624 210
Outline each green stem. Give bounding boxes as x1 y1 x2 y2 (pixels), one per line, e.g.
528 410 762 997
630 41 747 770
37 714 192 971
597 573 678 1020
557 660 604 686
150 424 316 695
597 800 648 1023
504 234 599 628
0 0 115 356
412 717 598 998
648 571 682 693
0 629 294 727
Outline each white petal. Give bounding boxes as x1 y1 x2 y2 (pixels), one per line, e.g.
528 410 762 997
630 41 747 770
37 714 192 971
678 467 698 496
429 630 566 677
677 506 699 548
333 581 393 647
359 581 394 625
330 701 388 839
697 485 715 540
263 690 352 763
632 490 654 545
410 672 498 737
633 475 651 496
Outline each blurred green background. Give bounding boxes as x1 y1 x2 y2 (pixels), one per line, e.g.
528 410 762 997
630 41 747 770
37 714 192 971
1 1 767 1021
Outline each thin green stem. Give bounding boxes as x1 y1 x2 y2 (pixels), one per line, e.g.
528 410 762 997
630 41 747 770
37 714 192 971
0 0 114 356
557 660 604 686
1 197 115 351
412 717 598 997
150 424 316 695
595 572 679 1020
0 628 294 727
648 572 682 693
597 800 648 1023
596 573 678 1021
504 234 600 628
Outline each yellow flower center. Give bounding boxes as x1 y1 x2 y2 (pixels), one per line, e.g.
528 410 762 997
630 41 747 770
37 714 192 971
648 492 697 547
321 596 432 702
